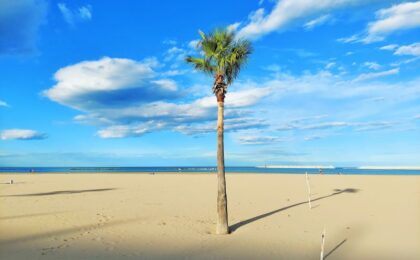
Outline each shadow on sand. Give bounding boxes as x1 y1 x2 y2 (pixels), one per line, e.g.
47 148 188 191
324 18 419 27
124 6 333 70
0 217 142 246
0 211 68 221
230 188 359 232
0 188 117 197
325 238 347 259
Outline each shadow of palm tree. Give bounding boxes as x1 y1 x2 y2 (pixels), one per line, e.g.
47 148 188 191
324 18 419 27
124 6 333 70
1 188 117 197
230 188 359 233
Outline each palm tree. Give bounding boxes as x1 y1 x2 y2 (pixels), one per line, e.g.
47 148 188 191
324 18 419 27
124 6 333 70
186 28 252 234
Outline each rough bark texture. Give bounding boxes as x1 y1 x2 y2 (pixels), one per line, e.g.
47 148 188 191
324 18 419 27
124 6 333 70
216 100 229 234
213 74 227 101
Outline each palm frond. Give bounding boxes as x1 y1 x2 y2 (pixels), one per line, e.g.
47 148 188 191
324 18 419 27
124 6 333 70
225 40 252 85
185 56 215 74
185 28 252 91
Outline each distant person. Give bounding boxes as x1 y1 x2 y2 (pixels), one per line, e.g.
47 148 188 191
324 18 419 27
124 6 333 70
319 168 323 175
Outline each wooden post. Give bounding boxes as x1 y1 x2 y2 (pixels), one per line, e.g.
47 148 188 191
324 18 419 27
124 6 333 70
320 227 326 260
305 172 312 209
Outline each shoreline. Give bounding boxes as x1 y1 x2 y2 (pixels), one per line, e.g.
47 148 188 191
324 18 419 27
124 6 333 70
1 171 420 176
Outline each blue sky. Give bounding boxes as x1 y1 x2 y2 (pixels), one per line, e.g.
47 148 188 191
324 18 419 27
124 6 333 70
0 0 419 167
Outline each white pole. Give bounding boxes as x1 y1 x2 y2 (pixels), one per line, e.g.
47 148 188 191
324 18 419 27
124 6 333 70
320 227 326 260
305 172 312 209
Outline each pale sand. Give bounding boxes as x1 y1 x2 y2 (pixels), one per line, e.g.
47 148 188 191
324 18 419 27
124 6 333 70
1 173 419 259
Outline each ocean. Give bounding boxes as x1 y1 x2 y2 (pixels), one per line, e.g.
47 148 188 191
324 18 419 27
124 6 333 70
0 167 419 175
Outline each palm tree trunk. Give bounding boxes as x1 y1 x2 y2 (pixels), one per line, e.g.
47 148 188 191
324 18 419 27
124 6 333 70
216 99 229 234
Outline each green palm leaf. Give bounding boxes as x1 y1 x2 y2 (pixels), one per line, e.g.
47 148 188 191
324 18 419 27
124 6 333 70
185 28 252 91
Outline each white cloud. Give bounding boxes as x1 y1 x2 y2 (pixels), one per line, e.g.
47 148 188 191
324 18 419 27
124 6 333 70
394 42 420 56
380 44 398 51
163 46 187 62
247 70 420 134
236 0 375 39
0 129 47 140
44 56 273 138
354 121 394 131
363 61 381 70
365 2 420 42
162 69 188 76
97 121 166 138
353 68 399 82
390 56 420 66
88 89 271 138
278 121 348 131
73 89 262 128
303 14 332 30
78 6 92 20
187 40 200 49
45 56 420 139
43 57 177 110
337 34 361 43
58 3 92 26
244 69 420 103
236 135 281 145
380 43 420 63
227 87 273 107
325 62 336 69
278 119 395 133
304 121 348 129
304 135 323 141
174 118 268 136
227 22 241 32
0 100 9 107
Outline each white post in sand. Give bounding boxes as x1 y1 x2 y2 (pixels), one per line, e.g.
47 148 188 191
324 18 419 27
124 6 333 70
320 227 326 260
305 172 312 209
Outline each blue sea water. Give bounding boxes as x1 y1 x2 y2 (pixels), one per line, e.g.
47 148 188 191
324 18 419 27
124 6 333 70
0 167 419 175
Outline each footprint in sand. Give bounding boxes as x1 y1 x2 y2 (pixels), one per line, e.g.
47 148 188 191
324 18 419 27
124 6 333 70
40 243 70 256
44 212 114 256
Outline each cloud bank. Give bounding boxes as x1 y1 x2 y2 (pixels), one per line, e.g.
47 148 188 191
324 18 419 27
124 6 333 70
44 57 272 138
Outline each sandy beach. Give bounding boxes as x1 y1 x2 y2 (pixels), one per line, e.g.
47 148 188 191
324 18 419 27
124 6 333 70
1 173 419 259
